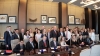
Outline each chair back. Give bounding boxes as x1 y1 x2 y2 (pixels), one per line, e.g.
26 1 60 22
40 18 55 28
11 39 19 50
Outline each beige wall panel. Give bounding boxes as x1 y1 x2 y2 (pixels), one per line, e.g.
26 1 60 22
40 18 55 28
27 0 58 24
27 24 58 31
68 4 85 24
0 0 19 37
69 25 85 29
0 24 18 37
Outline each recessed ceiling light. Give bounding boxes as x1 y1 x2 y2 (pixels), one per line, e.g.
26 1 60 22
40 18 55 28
68 0 77 4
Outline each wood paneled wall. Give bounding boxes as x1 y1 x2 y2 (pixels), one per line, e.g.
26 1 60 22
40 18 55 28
0 0 19 22
27 0 58 24
68 4 85 24
0 0 19 37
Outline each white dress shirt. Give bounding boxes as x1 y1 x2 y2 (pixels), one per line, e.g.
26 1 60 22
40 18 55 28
65 31 71 40
89 32 95 41
60 41 66 46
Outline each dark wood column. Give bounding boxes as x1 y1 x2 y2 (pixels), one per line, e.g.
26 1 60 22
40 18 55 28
97 9 100 40
92 10 98 34
84 8 92 28
59 2 68 28
18 0 27 30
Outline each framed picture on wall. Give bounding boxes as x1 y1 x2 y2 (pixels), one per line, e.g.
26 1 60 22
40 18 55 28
0 14 8 23
68 15 75 24
8 16 16 23
75 18 80 24
48 17 56 23
41 15 47 23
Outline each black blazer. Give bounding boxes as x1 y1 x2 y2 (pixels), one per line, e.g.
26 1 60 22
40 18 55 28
50 41 60 48
50 30 58 38
77 38 85 45
13 44 25 53
19 33 25 41
39 40 49 49
83 31 89 36
12 33 20 40
4 31 12 45
26 41 36 52
84 37 93 45
58 32 65 37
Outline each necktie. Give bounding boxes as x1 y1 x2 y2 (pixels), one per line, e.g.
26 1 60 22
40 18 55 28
66 31 68 39
44 41 47 47
55 30 57 34
31 42 34 48
54 41 56 47
48 33 50 39
9 31 12 37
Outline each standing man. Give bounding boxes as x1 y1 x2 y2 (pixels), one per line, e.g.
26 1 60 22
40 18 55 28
50 26 58 41
19 29 25 41
12 29 20 40
65 27 71 41
4 26 12 50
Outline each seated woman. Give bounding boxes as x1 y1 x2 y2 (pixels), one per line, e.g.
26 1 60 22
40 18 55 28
60 37 68 49
67 34 78 47
77 35 85 47
13 41 25 55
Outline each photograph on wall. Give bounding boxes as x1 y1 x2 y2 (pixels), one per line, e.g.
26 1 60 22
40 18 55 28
0 14 8 23
75 18 80 24
41 15 47 23
8 16 16 23
68 15 75 24
48 17 56 23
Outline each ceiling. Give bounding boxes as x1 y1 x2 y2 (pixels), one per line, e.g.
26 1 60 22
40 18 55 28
45 0 100 10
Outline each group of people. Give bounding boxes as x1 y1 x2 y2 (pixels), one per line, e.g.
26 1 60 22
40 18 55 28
4 26 95 55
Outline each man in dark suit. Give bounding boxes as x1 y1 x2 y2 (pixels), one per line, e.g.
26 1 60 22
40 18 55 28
50 26 58 41
4 26 12 50
40 26 45 33
26 37 35 52
50 37 60 48
39 36 49 49
58 28 65 37
13 41 25 55
19 29 25 41
12 29 20 40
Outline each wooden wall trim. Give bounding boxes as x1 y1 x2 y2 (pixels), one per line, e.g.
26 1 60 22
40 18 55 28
84 8 92 28
59 2 67 28
18 0 27 30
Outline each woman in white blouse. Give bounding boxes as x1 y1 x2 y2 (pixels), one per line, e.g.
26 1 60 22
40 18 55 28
60 37 68 49
89 29 95 42
29 28 34 37
24 30 30 44
35 29 42 48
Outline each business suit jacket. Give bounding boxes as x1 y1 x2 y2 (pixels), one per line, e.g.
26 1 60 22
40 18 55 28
83 31 89 36
50 41 60 48
13 44 25 53
77 38 85 45
19 33 25 41
39 40 49 49
4 31 12 45
50 30 58 40
12 33 20 40
58 32 65 37
26 41 36 52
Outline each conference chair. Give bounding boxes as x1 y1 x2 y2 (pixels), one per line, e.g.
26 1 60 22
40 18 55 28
11 39 19 50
